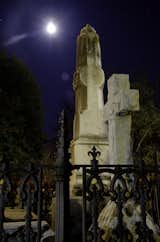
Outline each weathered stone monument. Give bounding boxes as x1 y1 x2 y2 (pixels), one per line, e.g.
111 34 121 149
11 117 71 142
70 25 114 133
69 24 160 240
67 23 160 241
70 24 109 193
98 76 160 241
104 74 139 165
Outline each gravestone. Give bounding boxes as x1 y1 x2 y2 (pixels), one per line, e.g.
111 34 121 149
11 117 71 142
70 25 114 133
68 24 160 241
70 24 109 193
98 75 160 240
3 208 53 241
104 74 139 165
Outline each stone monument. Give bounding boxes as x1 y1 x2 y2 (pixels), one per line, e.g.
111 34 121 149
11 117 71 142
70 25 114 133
98 75 160 241
104 74 139 165
68 24 160 240
70 24 109 193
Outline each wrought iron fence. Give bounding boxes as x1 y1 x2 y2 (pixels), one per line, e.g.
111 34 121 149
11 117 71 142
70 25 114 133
1 146 160 242
0 162 55 242
70 146 160 242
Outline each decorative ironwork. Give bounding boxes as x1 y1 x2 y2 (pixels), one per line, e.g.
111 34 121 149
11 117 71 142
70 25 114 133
0 162 55 242
20 163 40 241
71 146 160 242
0 145 160 242
87 146 105 242
0 162 12 241
133 163 155 242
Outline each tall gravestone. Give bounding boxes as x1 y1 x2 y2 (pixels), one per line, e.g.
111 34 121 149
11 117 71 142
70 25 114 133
70 24 109 193
104 74 139 165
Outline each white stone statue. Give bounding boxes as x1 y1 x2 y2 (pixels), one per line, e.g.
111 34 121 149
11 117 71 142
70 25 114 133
104 74 139 165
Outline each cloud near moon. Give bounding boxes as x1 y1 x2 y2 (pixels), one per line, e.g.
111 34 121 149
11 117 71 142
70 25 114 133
3 33 28 46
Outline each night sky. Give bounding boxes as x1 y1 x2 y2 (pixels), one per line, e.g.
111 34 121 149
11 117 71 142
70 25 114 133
1 0 160 139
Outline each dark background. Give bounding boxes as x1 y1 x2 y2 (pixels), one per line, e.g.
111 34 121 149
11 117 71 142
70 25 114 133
1 0 160 139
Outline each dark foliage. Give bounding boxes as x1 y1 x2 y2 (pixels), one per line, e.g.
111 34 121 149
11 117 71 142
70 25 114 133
131 74 160 164
0 52 44 165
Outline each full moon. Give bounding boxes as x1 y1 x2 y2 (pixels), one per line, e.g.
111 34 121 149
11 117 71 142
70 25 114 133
46 21 57 35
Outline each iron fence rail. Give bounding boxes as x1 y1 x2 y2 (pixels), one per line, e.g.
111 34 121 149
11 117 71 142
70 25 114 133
0 163 55 242
70 146 160 242
0 147 160 242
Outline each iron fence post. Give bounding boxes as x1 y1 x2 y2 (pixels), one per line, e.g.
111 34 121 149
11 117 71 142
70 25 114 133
55 111 65 242
55 160 65 242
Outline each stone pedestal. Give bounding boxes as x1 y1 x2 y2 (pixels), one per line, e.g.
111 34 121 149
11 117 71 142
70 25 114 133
70 138 108 165
70 137 109 194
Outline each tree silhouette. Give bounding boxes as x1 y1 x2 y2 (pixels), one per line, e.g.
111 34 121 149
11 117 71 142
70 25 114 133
131 74 160 164
0 52 44 165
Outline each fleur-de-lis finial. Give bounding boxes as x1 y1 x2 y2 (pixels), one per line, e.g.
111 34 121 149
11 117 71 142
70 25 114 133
88 146 101 161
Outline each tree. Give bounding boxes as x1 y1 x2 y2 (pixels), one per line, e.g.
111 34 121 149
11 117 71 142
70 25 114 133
131 74 160 164
0 52 43 165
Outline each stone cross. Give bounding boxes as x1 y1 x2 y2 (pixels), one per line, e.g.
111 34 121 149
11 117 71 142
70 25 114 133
104 74 139 165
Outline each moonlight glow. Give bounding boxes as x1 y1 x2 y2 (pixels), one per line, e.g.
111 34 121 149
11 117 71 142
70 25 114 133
46 21 57 35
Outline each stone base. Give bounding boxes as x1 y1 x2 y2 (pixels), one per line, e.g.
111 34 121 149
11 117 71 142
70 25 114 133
69 137 109 195
70 137 109 165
